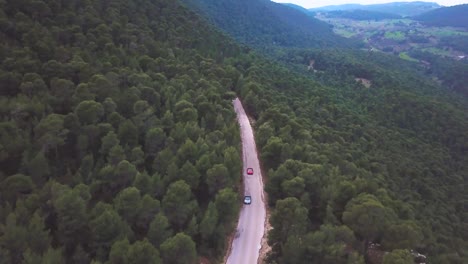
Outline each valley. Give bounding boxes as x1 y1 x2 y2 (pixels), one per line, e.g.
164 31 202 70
315 14 468 61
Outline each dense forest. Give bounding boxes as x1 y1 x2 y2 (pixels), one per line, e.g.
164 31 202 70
1 0 467 263
0 0 246 262
408 50 468 97
181 0 357 51
414 4 468 28
182 1 468 263
438 35 468 54
237 48 468 264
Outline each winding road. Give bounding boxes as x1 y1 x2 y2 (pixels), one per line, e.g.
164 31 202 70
226 98 267 264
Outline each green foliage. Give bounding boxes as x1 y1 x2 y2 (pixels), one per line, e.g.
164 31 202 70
206 164 230 195
0 0 465 262
118 120 138 148
1 174 34 205
160 233 197 264
75 101 104 125
382 249 414 264
199 202 218 241
439 35 468 54
39 247 66 264
182 0 354 52
148 213 173 248
34 114 68 153
90 208 129 260
162 180 198 230
53 189 88 251
408 50 468 96
127 239 161 264
0 213 28 263
108 239 161 264
27 152 50 184
27 212 50 255
228 32 467 263
114 187 142 225
382 221 423 250
269 197 308 248
145 128 165 156
214 188 239 226
342 193 396 241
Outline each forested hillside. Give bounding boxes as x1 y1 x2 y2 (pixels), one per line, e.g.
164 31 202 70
0 0 245 262
408 50 468 96
283 3 311 14
236 49 468 263
1 0 467 263
414 4 468 28
181 0 355 51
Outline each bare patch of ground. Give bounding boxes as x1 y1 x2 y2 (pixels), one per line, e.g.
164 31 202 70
223 230 235 264
248 116 256 125
258 209 272 264
199 256 211 264
355 78 372 88
257 144 272 264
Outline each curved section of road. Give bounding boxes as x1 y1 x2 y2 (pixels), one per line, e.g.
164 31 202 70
227 98 266 264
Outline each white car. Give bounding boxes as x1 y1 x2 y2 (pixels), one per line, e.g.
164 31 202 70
244 196 252 205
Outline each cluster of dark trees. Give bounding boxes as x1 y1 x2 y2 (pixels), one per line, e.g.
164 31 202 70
408 50 468 97
0 0 246 262
414 4 468 28
439 35 468 54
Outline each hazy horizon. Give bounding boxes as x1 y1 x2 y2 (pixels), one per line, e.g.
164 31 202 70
272 0 468 8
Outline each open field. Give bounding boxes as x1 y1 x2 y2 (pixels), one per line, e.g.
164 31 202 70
385 31 405 40
315 14 468 60
399 52 419 62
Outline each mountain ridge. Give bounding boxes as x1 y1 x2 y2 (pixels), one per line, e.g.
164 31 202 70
414 4 468 28
310 1 441 16
180 0 357 51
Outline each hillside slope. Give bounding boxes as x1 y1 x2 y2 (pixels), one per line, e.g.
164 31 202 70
0 0 466 263
283 3 311 14
0 0 245 262
414 4 468 28
181 0 355 51
241 48 468 264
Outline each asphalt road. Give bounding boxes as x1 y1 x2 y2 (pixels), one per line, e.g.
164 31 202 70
226 98 266 264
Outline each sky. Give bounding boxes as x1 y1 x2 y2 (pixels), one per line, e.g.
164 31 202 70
272 0 468 8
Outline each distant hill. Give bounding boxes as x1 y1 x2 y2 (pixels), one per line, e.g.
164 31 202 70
181 0 355 50
312 3 365 11
414 4 468 28
283 3 311 14
324 9 402 20
311 1 441 17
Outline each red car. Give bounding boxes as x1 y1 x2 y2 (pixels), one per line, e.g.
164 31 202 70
246 168 254 175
